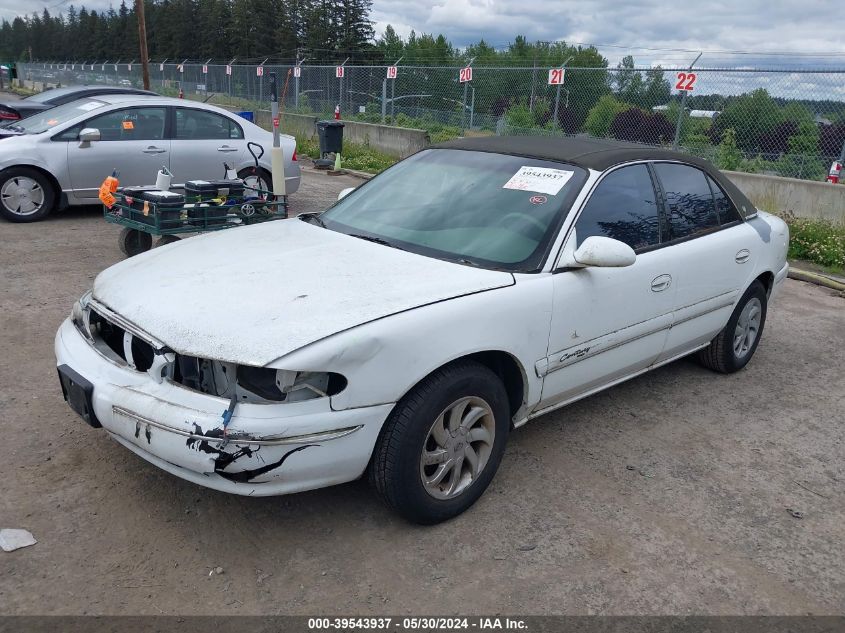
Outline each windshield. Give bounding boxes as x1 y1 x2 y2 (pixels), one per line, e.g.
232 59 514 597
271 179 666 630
319 149 586 271
11 99 107 134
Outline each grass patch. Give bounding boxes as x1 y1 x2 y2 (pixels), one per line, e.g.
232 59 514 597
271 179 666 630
295 135 397 174
785 214 845 272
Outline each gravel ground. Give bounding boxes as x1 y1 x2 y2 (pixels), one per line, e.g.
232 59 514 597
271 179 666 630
0 167 843 616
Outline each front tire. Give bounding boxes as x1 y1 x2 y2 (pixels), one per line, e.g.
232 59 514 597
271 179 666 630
698 280 768 373
0 167 56 222
370 360 510 524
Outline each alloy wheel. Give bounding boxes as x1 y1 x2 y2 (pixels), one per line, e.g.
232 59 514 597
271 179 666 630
419 396 496 500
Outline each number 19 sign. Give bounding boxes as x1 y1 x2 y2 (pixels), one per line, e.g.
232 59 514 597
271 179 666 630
387 65 397 79
548 68 565 85
459 66 472 83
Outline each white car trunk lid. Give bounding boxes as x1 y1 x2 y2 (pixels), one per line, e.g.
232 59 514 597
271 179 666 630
93 218 514 365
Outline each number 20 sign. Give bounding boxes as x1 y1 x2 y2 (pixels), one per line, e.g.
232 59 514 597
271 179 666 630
459 67 472 83
675 72 697 91
548 68 565 85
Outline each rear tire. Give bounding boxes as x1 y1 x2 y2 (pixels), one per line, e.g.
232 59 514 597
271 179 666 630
0 167 56 223
118 228 153 257
369 360 510 524
698 280 767 373
238 167 272 197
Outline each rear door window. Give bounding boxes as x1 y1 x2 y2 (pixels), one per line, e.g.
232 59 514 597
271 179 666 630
575 164 661 251
654 163 720 240
175 108 243 140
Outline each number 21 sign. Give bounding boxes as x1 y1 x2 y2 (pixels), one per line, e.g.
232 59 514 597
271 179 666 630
459 67 472 83
548 68 565 85
675 72 697 91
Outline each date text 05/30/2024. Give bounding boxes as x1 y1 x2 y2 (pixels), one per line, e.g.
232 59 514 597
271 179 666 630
307 617 528 630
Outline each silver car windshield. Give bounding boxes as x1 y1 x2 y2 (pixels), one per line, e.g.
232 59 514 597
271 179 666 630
319 149 587 272
13 99 108 134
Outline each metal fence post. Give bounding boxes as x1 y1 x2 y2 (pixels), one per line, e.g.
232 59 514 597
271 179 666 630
673 52 702 150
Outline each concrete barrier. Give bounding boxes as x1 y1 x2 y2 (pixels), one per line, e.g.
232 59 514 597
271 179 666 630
724 170 845 224
273 111 430 159
338 120 430 158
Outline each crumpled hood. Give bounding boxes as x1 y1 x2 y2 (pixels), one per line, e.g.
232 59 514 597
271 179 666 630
93 218 514 366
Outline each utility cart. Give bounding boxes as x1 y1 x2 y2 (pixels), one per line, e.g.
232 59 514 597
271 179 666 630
102 181 288 257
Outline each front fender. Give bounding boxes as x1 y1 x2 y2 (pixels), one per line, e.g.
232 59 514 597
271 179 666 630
267 275 555 418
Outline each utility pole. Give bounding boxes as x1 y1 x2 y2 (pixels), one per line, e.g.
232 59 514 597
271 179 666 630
135 0 150 90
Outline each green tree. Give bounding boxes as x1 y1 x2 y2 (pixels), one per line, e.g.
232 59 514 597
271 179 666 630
643 66 671 107
715 88 783 151
715 128 743 171
585 94 627 138
778 120 824 179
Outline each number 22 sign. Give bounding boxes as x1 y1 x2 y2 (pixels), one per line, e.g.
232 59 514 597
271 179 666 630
675 72 697 91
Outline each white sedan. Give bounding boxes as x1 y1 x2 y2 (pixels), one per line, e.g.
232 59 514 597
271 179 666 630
55 137 789 524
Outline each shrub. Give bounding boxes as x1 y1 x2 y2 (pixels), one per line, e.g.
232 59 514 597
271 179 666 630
585 95 627 138
715 128 743 171
785 214 845 270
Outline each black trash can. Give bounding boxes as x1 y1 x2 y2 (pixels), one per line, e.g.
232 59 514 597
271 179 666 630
316 120 345 157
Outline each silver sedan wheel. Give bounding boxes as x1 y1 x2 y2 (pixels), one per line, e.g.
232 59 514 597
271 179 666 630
1 176 45 216
242 173 269 196
733 297 762 359
419 396 496 500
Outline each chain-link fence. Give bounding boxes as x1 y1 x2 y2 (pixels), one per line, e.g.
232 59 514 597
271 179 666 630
17 61 845 181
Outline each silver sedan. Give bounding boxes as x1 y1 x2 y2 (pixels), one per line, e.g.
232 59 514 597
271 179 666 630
0 95 300 222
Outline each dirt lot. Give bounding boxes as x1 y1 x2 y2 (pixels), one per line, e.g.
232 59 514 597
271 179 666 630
1 168 843 616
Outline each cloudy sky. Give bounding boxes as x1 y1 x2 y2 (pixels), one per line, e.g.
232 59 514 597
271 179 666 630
3 0 843 68
369 0 843 68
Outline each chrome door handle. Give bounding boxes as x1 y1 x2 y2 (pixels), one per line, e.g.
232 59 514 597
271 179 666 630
735 249 751 264
142 146 166 154
217 146 239 152
651 274 672 292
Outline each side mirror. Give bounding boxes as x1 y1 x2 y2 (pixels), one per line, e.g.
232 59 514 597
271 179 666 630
573 236 636 267
337 187 355 201
78 127 100 143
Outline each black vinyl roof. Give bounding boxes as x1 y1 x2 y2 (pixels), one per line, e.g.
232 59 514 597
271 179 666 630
432 135 757 220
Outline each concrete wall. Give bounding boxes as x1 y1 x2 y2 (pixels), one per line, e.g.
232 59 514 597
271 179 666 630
339 120 430 159
222 109 429 158
724 170 845 224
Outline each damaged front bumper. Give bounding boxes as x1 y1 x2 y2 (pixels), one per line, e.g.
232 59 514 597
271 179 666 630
55 317 393 496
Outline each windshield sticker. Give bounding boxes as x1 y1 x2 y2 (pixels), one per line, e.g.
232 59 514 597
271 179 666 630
77 101 102 111
529 195 547 205
503 166 574 196
122 120 134 130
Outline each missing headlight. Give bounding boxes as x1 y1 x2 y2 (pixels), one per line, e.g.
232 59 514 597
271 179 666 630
238 367 347 403
172 358 346 404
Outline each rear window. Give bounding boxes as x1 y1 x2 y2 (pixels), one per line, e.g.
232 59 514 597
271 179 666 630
654 163 720 241
707 175 742 224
